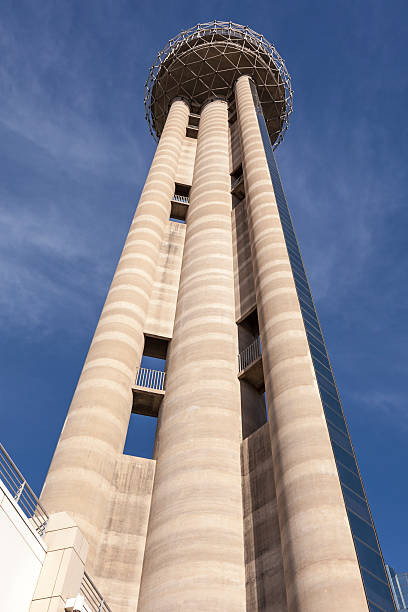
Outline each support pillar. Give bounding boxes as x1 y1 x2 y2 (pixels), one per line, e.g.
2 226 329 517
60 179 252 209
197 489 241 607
137 99 246 611
235 75 368 612
40 99 190 572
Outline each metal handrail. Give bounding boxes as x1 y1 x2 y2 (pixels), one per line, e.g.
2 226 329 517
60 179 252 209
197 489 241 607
80 571 112 612
238 336 261 372
171 193 189 204
231 174 244 192
135 367 166 391
0 443 48 535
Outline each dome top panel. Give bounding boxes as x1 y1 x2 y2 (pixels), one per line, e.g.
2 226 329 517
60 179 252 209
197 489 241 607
145 21 293 149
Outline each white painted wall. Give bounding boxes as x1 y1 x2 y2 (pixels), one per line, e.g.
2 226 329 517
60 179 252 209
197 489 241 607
0 478 47 612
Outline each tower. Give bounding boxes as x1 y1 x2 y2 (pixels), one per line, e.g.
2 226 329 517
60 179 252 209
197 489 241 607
39 21 396 612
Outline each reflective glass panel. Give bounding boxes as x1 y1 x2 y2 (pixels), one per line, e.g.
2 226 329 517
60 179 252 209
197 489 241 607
355 538 387 580
342 487 371 523
362 570 396 612
347 510 378 550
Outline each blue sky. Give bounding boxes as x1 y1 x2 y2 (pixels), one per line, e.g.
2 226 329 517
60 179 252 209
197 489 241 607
1 0 407 572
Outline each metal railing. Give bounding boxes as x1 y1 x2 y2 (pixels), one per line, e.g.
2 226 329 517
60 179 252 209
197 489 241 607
238 336 261 372
0 443 48 535
231 174 244 192
135 367 166 391
171 193 189 204
80 571 112 612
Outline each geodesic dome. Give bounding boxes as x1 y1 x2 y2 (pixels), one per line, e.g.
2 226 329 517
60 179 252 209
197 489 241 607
145 21 293 149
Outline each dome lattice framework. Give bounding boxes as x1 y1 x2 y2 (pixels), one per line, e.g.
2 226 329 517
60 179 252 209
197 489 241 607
145 21 293 149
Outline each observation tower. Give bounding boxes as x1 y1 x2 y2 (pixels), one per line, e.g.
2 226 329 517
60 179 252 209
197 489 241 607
38 21 396 612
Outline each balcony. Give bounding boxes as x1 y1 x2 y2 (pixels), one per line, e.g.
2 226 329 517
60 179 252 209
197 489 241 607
186 124 199 139
238 336 264 391
132 367 166 418
171 193 189 221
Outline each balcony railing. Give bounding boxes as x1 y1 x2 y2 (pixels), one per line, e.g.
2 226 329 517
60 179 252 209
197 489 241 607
238 336 261 372
0 442 48 535
80 571 112 612
135 367 166 391
231 174 244 192
171 193 189 204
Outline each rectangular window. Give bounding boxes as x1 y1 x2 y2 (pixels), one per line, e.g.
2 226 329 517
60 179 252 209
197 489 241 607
342 487 371 523
332 441 358 475
336 462 365 499
354 538 387 580
324 404 348 433
327 422 353 454
347 510 379 550
361 570 396 612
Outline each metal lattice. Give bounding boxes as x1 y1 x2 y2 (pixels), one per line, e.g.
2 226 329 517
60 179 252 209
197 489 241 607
145 20 293 149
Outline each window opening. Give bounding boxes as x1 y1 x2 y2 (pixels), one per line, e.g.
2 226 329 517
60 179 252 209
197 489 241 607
171 183 190 222
231 164 245 206
128 337 168 459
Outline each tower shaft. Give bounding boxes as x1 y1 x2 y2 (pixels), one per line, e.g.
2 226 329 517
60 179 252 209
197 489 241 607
38 22 396 612
40 99 190 571
236 75 368 611
137 98 246 610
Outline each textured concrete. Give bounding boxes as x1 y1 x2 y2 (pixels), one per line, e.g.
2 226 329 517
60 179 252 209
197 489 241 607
235 75 368 612
144 220 186 340
241 423 287 612
40 99 190 573
232 199 257 321
174 136 197 186
137 99 246 611
94 456 156 612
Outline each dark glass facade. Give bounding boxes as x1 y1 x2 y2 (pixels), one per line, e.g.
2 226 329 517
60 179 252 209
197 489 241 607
386 566 408 611
249 80 396 612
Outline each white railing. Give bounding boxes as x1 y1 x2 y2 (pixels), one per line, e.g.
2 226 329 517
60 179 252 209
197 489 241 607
0 443 48 535
135 367 166 391
172 193 189 204
80 571 112 612
231 174 244 192
238 336 261 372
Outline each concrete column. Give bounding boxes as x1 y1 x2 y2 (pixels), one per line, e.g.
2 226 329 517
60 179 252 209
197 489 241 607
235 75 368 612
40 99 190 572
137 99 246 611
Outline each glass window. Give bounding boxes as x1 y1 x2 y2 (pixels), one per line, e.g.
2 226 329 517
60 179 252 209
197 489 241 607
332 441 358 474
327 422 353 454
316 372 338 397
294 274 310 294
306 330 326 353
309 343 328 366
336 462 365 498
289 256 305 274
284 233 298 249
303 315 321 337
287 247 303 266
320 389 342 414
347 510 378 550
313 358 333 381
323 404 348 433
362 570 395 612
368 602 391 612
355 538 387 581
342 487 371 523
299 297 316 318
297 287 314 307
310 346 331 370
